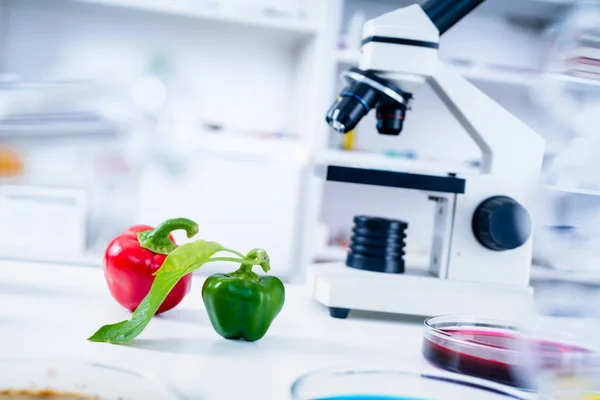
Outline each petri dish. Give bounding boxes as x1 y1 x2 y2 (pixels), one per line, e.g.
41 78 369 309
422 315 594 390
290 368 526 400
0 359 186 399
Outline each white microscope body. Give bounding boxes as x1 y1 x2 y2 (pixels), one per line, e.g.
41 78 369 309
309 3 545 320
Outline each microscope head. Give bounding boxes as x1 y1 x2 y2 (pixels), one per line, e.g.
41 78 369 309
326 4 438 136
325 67 413 135
325 0 485 136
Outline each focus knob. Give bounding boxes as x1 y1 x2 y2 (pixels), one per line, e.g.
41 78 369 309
472 196 532 251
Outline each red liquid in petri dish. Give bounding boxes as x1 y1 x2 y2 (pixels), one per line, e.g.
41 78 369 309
422 328 591 389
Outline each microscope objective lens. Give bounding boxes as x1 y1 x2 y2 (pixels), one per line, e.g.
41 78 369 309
332 121 346 132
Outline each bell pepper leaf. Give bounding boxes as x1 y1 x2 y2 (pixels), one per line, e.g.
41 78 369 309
86 274 178 343
154 240 224 275
88 240 224 344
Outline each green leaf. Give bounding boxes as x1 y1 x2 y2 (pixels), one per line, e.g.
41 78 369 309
88 240 224 344
156 240 224 274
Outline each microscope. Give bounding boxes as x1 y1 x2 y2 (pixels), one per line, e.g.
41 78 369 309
308 0 545 320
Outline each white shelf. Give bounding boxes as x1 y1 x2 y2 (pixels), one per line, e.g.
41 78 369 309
314 148 478 177
457 68 600 91
70 0 317 35
190 134 309 162
333 49 600 90
334 48 361 65
530 264 600 285
0 251 103 267
550 72 600 90
455 66 535 86
315 245 347 262
0 120 117 139
543 184 600 196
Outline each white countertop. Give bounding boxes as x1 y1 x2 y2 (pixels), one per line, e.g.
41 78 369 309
0 260 438 399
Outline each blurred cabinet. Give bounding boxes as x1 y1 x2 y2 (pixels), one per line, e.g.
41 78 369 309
0 0 335 275
139 150 306 278
0 185 87 260
0 78 138 264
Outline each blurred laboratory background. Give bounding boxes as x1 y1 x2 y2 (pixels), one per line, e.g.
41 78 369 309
1 0 600 285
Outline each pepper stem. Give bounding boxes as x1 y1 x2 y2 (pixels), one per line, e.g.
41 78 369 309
232 248 271 279
239 263 255 274
232 263 261 281
244 248 271 273
137 218 199 255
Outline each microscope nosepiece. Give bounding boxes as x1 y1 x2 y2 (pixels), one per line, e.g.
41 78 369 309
326 67 413 136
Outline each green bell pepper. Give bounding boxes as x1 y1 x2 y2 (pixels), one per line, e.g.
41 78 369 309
202 248 285 342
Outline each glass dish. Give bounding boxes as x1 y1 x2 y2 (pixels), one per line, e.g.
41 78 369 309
0 359 185 399
290 368 526 400
422 315 595 390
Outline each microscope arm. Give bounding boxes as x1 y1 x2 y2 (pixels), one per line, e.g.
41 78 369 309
428 61 545 183
421 0 544 179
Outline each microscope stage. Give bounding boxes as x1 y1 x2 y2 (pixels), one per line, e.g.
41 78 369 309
307 262 534 320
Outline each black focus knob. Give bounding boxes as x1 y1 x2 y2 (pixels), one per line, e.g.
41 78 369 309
472 196 532 251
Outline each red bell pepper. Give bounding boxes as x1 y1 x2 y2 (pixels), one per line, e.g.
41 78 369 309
103 218 199 314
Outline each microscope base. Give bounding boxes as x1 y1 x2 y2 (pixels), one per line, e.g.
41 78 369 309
307 262 534 320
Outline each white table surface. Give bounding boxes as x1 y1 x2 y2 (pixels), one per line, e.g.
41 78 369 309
0 260 444 399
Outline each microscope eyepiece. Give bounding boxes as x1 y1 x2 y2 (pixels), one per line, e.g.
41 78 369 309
326 67 412 135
